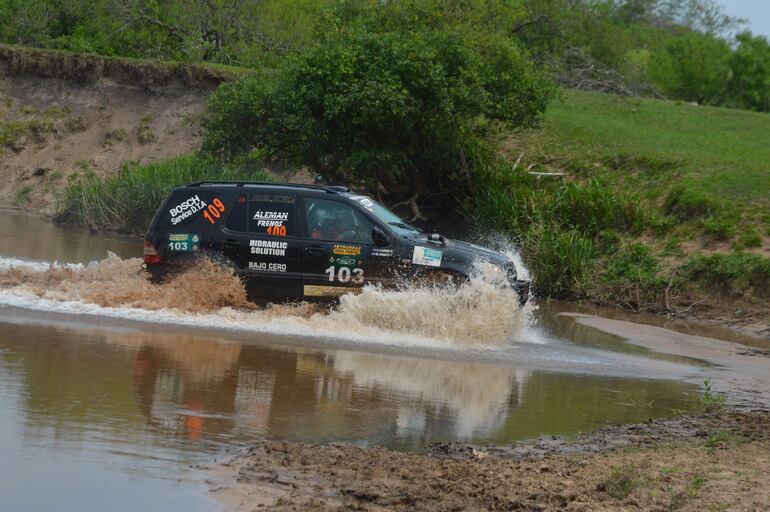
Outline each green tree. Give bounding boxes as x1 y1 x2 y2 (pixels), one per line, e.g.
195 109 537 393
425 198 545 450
204 3 552 210
648 30 731 104
727 32 770 112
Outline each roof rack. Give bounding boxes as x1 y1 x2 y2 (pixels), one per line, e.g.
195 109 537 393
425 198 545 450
185 181 351 194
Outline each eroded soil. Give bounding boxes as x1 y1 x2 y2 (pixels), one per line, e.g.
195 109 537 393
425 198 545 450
212 409 770 511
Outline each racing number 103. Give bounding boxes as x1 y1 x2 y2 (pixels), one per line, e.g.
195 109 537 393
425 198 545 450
203 198 226 224
324 265 364 284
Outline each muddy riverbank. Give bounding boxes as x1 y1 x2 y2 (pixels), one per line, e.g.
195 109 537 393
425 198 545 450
211 409 770 511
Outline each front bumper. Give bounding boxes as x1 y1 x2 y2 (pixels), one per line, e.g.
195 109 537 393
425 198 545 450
511 279 530 306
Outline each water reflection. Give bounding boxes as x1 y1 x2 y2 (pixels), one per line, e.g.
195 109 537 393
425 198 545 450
0 320 700 458
0 214 139 264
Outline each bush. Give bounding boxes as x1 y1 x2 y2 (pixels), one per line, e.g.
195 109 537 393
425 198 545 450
702 216 737 241
56 154 269 233
663 184 717 220
682 252 770 298
727 32 770 113
522 226 596 298
203 2 552 207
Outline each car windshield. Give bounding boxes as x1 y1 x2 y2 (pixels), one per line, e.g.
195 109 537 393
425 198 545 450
348 195 423 236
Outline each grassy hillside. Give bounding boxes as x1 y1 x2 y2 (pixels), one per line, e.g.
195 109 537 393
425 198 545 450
501 90 770 249
477 89 769 327
519 90 770 203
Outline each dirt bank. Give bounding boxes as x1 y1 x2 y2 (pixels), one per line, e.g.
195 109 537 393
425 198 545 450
211 409 770 511
0 45 227 216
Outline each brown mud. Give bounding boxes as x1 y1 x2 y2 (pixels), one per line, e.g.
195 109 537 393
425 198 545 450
0 46 212 215
211 409 770 511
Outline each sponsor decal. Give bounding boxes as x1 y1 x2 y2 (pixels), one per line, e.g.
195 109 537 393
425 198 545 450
325 264 364 284
253 210 289 235
250 239 288 256
334 255 357 267
333 244 361 256
248 262 287 272
303 285 362 297
412 246 443 267
253 211 289 223
203 197 226 224
167 233 200 252
169 195 207 225
372 248 394 257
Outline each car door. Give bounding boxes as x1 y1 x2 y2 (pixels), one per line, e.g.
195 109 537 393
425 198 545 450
216 190 303 298
300 197 378 297
246 191 303 297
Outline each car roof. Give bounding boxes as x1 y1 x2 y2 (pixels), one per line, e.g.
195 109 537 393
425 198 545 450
182 181 353 196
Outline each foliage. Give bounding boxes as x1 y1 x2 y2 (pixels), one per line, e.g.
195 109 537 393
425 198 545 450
648 31 732 105
472 156 648 297
56 154 269 233
700 379 726 411
727 32 770 112
0 0 330 67
682 253 770 298
203 1 552 204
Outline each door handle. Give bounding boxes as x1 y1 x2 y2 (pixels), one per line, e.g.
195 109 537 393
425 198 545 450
223 239 240 250
305 245 326 255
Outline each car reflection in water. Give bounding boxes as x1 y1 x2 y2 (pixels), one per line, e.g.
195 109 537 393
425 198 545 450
124 331 528 449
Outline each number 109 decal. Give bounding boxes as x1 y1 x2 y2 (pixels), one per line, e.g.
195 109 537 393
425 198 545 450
324 265 364 284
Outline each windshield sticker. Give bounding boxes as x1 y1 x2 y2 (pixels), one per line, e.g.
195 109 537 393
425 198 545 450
169 195 207 225
167 233 200 252
372 248 394 257
350 195 375 212
333 244 361 256
412 246 442 267
248 262 287 272
250 239 288 256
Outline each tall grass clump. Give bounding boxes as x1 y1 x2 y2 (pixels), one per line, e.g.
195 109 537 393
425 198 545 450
56 154 269 233
682 252 770 298
471 158 648 297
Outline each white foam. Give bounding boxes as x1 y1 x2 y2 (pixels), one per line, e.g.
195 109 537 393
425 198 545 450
0 256 84 272
0 287 499 351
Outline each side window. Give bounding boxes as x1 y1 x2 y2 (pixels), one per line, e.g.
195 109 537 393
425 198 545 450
249 194 295 236
225 194 248 232
305 198 374 244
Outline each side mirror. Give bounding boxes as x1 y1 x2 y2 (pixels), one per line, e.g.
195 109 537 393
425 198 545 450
372 226 390 247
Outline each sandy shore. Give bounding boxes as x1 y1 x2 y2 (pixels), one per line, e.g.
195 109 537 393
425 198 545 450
209 409 770 511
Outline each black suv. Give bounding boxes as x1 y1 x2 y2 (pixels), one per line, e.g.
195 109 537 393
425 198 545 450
143 182 530 304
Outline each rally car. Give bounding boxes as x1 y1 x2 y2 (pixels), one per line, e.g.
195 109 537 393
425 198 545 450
143 181 530 304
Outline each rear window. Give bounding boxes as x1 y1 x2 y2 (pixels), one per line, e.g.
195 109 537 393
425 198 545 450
155 190 228 230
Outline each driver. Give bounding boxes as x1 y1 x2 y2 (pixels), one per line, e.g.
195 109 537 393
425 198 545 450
309 203 346 240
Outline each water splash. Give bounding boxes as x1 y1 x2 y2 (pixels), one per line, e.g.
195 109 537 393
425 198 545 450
0 252 534 346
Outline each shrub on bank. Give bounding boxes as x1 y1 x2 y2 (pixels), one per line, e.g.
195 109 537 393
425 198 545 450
56 154 268 233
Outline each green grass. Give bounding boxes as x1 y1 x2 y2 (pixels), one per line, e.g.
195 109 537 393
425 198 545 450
476 89 770 308
56 154 269 233
521 89 770 203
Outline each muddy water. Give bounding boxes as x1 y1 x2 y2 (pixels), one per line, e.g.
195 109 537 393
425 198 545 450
0 215 712 510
